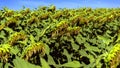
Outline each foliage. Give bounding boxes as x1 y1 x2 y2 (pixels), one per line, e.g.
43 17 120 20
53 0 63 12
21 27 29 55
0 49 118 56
0 5 120 68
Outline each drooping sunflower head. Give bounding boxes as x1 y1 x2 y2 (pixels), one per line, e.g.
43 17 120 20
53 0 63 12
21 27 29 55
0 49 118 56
0 44 11 62
8 32 26 45
105 43 120 68
21 42 45 61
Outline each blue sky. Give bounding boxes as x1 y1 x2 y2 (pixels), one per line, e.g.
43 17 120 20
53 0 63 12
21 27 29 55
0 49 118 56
0 0 120 10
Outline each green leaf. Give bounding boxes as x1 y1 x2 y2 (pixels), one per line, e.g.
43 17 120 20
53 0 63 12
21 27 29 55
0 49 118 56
71 39 79 51
3 27 14 34
17 38 28 45
85 42 101 52
30 34 35 44
75 34 86 44
61 61 81 67
44 44 50 55
63 49 72 62
47 55 56 65
97 35 111 45
10 46 20 55
116 33 120 42
13 57 41 68
95 54 106 68
0 63 3 68
40 57 50 68
79 49 88 56
4 63 12 68
88 38 97 45
87 54 95 65
97 40 106 49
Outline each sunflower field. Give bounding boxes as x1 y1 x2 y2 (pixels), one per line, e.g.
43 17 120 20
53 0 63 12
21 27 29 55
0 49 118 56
0 5 120 68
